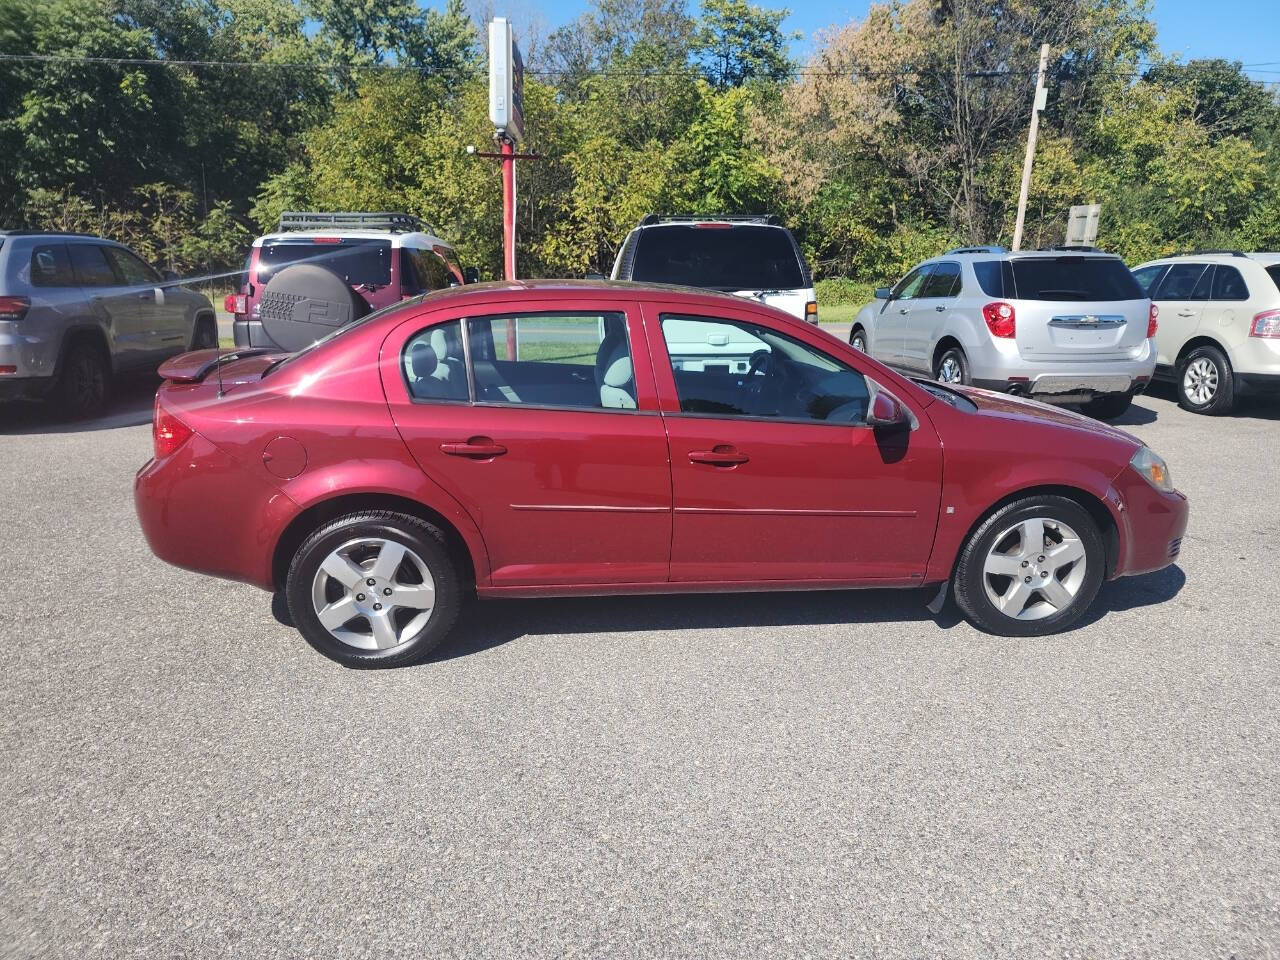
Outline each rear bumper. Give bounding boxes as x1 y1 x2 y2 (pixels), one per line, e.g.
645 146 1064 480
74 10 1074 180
969 339 1156 401
134 432 296 590
231 318 274 349
1111 467 1190 578
1238 371 1280 395
0 374 55 400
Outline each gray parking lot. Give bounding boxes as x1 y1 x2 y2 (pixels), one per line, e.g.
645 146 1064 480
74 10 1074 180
2 374 1278 958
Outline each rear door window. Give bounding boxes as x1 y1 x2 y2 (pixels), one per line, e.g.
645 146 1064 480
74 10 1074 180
630 225 805 291
1210 265 1249 301
68 244 120 286
29 244 76 287
257 239 392 288
1010 257 1143 301
920 261 961 298
1153 263 1209 300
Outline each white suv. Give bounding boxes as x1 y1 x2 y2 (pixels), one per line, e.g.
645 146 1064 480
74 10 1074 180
851 247 1157 420
1131 251 1280 415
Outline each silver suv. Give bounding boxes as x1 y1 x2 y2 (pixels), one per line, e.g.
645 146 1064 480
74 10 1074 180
1131 251 1280 415
851 246 1157 419
0 231 215 416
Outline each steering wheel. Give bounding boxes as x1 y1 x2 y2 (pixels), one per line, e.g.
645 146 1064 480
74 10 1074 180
744 348 777 412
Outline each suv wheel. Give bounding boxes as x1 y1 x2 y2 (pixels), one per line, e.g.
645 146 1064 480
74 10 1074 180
849 327 868 352
953 495 1105 636
1177 344 1235 415
56 339 110 418
1080 393 1132 421
190 315 217 350
286 511 463 668
934 346 969 385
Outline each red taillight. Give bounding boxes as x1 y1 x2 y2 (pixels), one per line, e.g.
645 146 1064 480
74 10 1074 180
223 293 247 315
0 365 16 375
312 236 342 244
693 222 732 229
153 399 193 459
1147 303 1159 338
0 295 30 321
1251 309 1280 338
982 301 1016 338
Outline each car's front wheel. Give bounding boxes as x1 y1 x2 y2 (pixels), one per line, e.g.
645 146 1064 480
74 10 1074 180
953 495 1105 636
1177 344 1235 415
286 511 463 667
849 327 868 352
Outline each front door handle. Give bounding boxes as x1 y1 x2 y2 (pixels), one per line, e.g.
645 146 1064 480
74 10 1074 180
1177 310 1196 317
689 447 748 467
441 437 507 458
898 308 909 315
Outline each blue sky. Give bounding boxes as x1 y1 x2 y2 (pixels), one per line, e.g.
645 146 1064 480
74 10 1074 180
515 0 1280 77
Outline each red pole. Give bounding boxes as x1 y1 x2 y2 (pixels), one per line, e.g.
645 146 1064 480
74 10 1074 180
501 137 517 358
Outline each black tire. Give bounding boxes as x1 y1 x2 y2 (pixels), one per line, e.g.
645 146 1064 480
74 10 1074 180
259 263 370 352
933 345 969 385
1079 392 1132 421
1177 343 1235 415
849 326 868 352
953 495 1106 637
286 511 464 668
190 314 217 350
55 338 110 418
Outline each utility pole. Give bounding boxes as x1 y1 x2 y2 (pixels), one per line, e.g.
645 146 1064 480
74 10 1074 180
1012 43 1050 252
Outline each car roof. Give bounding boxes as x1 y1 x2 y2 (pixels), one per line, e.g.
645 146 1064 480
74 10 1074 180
1136 252 1280 268
253 230 451 247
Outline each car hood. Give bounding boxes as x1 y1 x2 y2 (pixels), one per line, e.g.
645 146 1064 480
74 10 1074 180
951 384 1143 448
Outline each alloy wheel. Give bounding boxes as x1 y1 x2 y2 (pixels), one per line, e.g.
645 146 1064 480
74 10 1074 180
937 356 963 384
851 332 867 352
1183 357 1218 405
310 537 436 650
981 517 1087 621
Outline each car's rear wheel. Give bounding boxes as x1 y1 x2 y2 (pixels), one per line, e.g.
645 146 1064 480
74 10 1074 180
849 327 867 352
55 339 110 419
1079 392 1132 420
1177 344 1235 415
933 345 969 385
953 495 1105 636
286 511 463 668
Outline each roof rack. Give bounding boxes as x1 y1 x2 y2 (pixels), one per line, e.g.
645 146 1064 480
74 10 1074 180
640 213 782 227
1038 244 1106 253
1169 249 1247 258
277 211 433 234
944 245 1007 255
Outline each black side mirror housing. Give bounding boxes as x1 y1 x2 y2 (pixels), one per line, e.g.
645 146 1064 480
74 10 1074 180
585 272 605 281
462 266 480 284
161 269 180 283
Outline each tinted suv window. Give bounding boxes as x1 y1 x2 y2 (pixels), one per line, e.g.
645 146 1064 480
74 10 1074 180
467 313 634 410
1131 264 1167 294
29 244 75 287
921 261 961 297
972 260 1016 298
1154 263 1209 300
258 239 392 287
1010 256 1143 301
630 225 804 290
1210 265 1249 300
1267 265 1280 292
68 244 119 286
105 246 160 285
660 314 869 423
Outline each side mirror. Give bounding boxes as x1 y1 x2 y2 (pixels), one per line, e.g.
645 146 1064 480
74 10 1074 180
874 286 892 300
161 269 180 283
866 390 910 430
462 266 480 284
585 271 605 281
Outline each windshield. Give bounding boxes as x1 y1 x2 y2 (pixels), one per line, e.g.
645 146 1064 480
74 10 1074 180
631 225 806 291
1010 256 1144 301
257 238 392 287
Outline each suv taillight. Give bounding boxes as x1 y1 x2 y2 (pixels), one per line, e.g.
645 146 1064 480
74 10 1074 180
982 301 1016 338
154 399 193 459
223 293 246 315
1251 309 1280 338
1147 303 1159 338
0 295 30 321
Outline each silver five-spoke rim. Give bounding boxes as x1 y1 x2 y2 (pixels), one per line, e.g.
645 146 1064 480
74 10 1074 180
982 517 1087 621
938 356 963 384
851 333 866 352
311 537 436 650
1183 357 1218 405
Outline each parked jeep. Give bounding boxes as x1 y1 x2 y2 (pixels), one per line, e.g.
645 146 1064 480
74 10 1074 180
0 231 216 416
227 211 478 352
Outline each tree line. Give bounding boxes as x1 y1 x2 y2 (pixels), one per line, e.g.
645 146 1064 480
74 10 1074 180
2 0 1278 296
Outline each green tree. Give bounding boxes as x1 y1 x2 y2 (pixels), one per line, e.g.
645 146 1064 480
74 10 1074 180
692 0 795 89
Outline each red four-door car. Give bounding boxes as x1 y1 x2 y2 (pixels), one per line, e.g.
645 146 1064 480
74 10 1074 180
135 280 1188 667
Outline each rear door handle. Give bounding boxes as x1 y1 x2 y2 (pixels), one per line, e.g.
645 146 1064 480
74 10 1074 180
934 305 946 312
1177 310 1196 317
440 437 507 458
689 447 748 466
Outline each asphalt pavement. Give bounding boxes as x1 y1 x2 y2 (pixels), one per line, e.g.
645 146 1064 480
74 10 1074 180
1 377 1278 958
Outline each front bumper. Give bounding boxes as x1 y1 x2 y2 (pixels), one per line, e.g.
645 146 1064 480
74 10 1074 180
1111 467 1190 578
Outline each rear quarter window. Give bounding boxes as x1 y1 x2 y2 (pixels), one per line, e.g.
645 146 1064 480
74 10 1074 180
972 260 1015 298
1267 264 1280 292
29 244 76 287
1010 257 1144 301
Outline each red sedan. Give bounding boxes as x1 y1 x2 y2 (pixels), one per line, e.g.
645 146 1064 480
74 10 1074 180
135 281 1188 667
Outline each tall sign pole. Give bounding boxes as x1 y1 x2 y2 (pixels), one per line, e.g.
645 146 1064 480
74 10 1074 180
1012 43 1051 252
489 18 525 357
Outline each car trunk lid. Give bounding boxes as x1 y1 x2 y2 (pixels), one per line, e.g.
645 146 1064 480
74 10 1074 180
157 348 284 386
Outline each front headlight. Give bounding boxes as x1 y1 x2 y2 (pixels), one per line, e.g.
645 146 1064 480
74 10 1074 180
1130 445 1174 492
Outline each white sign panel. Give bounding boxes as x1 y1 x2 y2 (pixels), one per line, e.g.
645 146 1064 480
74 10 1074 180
1065 204 1101 247
488 18 525 143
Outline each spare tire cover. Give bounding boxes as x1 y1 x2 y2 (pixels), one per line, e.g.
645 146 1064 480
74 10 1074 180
258 263 370 352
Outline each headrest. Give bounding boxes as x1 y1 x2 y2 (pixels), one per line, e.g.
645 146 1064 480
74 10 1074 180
409 342 438 379
602 355 632 388
429 327 451 359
